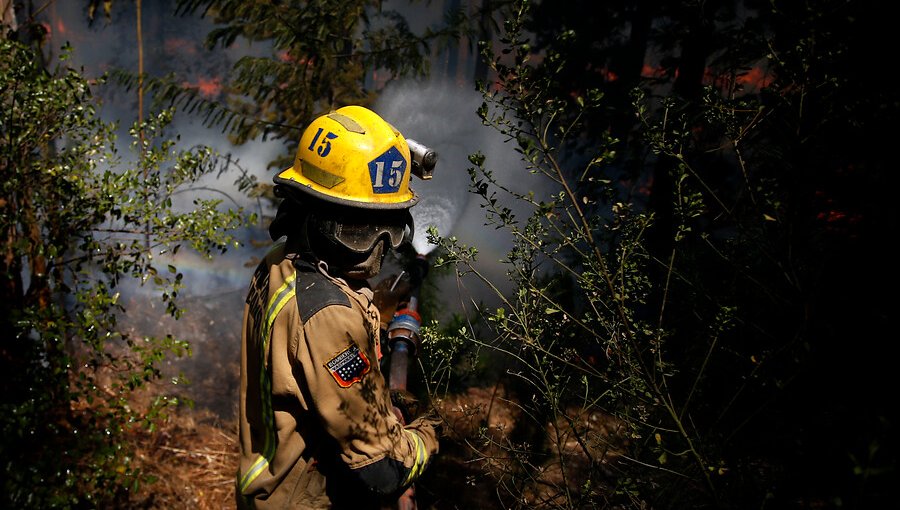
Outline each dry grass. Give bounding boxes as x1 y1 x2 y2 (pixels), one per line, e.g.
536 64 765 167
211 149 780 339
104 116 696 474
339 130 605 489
422 385 627 508
127 405 239 509
110 291 243 508
114 383 627 509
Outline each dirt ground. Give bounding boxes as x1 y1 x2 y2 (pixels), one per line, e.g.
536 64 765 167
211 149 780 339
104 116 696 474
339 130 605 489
125 382 624 509
124 389 512 509
119 283 623 508
117 289 517 509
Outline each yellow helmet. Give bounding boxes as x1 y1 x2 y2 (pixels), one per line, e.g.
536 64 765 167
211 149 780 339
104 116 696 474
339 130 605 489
275 105 418 210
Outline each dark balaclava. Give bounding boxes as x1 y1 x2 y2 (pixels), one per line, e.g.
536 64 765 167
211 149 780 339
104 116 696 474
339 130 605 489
269 195 391 281
305 219 388 281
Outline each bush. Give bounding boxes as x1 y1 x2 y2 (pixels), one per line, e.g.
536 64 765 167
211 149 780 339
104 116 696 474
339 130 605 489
0 34 249 508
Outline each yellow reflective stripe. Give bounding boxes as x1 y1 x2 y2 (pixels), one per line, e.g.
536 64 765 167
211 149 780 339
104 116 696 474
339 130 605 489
239 270 297 493
402 429 428 485
417 431 429 472
264 272 298 347
260 271 297 459
240 455 269 491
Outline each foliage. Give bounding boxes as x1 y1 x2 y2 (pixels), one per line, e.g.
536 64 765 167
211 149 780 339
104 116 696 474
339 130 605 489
0 33 250 508
422 0 895 508
115 0 476 174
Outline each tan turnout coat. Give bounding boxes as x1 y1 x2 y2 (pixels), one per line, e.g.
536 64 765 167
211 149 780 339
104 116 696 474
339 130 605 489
237 241 438 509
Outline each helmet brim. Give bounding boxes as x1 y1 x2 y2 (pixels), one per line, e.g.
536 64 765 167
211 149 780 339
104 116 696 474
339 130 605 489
275 169 419 210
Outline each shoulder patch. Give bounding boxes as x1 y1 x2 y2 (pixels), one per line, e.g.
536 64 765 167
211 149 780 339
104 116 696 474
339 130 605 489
325 343 371 388
293 262 352 324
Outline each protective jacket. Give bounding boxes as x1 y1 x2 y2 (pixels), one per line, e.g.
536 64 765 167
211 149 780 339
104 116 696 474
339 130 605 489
237 241 439 509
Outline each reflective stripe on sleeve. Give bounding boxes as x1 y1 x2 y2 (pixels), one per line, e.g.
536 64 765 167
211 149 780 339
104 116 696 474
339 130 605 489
239 270 297 492
402 429 429 485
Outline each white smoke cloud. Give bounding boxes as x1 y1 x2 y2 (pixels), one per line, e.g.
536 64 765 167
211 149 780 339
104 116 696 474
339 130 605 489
51 5 568 324
375 77 559 316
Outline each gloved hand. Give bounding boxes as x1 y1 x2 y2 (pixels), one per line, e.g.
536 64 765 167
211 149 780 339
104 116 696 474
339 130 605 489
372 274 412 330
390 389 421 424
407 407 444 443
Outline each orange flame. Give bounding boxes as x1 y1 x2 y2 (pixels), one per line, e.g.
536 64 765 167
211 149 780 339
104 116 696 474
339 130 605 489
182 77 222 98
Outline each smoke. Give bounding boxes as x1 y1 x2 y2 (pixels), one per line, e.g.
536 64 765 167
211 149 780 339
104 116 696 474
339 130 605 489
374 79 479 255
375 77 559 315
40 2 562 417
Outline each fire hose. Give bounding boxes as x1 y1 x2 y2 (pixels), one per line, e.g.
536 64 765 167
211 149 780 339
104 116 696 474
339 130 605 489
385 138 436 510
385 253 429 510
387 253 428 392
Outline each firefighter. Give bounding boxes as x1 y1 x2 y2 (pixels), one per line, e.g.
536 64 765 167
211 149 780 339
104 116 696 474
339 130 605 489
237 105 440 509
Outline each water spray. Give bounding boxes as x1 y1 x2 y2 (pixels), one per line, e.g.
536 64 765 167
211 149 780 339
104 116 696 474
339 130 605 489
376 85 475 258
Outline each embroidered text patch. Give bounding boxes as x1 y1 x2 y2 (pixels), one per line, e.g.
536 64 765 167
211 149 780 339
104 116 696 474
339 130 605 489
325 344 371 388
